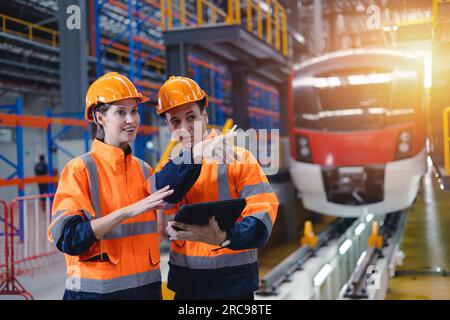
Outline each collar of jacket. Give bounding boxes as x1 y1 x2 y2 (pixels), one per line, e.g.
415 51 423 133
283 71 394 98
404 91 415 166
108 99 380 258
90 139 133 173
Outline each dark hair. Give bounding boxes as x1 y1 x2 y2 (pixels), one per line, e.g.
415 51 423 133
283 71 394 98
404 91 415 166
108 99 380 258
92 103 112 140
160 97 207 119
39 155 45 161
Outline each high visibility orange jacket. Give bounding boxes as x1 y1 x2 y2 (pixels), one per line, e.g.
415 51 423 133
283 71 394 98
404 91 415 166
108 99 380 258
162 130 279 298
48 139 198 295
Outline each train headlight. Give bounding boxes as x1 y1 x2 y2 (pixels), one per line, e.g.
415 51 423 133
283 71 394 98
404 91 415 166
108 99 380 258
300 146 310 157
395 130 412 160
399 131 411 142
296 135 312 163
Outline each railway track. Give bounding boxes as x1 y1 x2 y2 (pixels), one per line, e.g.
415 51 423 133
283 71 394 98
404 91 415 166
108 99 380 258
256 211 408 300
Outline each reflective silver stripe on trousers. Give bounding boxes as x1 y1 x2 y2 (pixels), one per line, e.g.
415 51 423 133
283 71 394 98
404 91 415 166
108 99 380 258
136 158 150 181
239 183 273 198
217 164 231 200
169 250 257 269
250 211 273 234
80 153 101 219
103 220 157 240
66 269 162 294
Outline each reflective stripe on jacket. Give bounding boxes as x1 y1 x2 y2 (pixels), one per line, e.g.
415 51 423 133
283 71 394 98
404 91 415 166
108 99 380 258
48 139 160 294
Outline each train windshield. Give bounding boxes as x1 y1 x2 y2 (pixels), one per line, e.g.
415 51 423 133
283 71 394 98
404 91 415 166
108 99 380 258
293 67 419 130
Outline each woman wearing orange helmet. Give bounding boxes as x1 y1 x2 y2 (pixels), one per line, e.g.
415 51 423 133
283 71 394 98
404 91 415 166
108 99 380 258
48 72 226 300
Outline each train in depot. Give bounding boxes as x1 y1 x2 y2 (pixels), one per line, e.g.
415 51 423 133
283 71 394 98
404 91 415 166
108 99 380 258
287 49 427 217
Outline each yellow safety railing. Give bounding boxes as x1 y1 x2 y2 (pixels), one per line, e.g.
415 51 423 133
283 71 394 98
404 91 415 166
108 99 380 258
0 13 58 47
161 0 288 56
106 47 165 74
156 118 235 168
444 107 450 176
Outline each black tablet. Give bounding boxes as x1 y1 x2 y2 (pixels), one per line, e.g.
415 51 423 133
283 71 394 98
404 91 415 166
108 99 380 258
174 198 247 231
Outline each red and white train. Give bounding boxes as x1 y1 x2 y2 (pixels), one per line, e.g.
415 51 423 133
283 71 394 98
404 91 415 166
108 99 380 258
287 49 427 217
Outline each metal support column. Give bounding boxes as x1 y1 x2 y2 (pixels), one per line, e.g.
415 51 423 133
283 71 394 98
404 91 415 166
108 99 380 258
15 98 24 200
328 13 339 52
128 0 135 81
313 0 324 55
231 69 249 130
94 0 103 77
45 109 55 195
166 43 188 76
15 98 24 241
58 0 88 138
278 80 288 136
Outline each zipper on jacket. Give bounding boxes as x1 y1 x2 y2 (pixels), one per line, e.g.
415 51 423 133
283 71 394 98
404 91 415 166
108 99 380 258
124 156 132 203
124 155 138 275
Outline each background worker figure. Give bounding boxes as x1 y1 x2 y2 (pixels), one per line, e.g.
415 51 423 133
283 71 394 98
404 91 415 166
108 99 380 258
48 72 233 300
158 76 279 300
34 154 49 210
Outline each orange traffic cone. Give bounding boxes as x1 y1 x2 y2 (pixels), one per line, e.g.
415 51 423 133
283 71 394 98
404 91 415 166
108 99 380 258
300 220 318 248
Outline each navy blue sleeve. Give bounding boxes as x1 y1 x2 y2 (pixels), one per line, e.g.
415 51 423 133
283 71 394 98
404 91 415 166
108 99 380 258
154 148 202 204
226 216 270 250
55 215 97 256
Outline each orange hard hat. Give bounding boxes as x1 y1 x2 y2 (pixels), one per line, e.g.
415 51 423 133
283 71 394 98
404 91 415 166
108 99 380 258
85 72 150 122
156 76 208 115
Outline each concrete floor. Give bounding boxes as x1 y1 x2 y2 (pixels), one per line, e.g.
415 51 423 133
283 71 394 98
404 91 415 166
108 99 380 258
0 254 171 300
386 168 450 300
